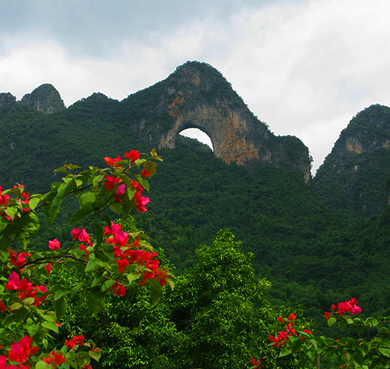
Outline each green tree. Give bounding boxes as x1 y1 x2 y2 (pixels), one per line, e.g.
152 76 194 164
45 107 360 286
169 229 299 368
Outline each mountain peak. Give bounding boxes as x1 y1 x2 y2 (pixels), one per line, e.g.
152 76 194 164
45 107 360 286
20 84 66 114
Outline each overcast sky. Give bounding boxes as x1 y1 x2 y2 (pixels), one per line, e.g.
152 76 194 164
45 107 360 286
1 0 390 174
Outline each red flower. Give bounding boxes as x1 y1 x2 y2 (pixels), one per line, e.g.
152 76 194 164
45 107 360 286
8 336 39 363
104 175 122 191
251 357 263 369
141 169 150 178
45 263 53 274
43 350 65 368
117 258 129 273
324 311 330 320
0 299 6 312
48 239 60 250
8 249 31 267
104 155 122 167
288 313 296 321
124 150 140 162
112 282 126 296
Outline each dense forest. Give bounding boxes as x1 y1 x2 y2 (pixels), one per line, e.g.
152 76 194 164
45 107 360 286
2 62 390 367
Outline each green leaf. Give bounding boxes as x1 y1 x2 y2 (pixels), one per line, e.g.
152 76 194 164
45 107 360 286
54 289 68 301
79 192 96 212
379 347 390 357
279 346 293 357
10 302 22 311
109 202 121 214
355 323 365 336
93 223 103 248
14 212 40 248
70 282 84 297
47 182 70 224
149 278 162 304
28 197 41 211
0 216 9 233
54 296 67 320
338 319 348 332
127 272 141 284
36 361 52 369
327 317 337 327
86 287 107 314
26 323 39 337
74 260 86 273
70 208 89 224
89 349 102 361
85 257 102 273
143 161 157 178
42 321 59 333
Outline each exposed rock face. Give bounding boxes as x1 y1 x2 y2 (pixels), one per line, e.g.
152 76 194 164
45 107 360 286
123 61 312 181
20 84 66 114
314 104 390 216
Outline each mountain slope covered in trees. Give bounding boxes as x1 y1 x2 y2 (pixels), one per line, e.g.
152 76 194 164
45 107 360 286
1 62 390 335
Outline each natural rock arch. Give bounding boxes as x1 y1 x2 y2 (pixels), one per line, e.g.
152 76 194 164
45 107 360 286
125 61 312 181
178 128 214 151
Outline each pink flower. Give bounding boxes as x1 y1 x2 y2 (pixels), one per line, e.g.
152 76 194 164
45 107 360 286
71 228 90 244
136 196 151 212
8 335 39 363
48 239 60 251
5 271 20 290
351 305 362 315
114 183 126 202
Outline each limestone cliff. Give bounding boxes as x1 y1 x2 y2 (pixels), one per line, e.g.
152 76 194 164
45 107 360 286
20 84 66 114
122 61 312 181
314 104 390 216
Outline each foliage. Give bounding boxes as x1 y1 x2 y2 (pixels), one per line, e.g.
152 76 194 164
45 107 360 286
0 149 173 368
269 298 390 369
169 229 303 369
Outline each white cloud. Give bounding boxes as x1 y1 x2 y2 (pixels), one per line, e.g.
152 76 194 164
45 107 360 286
1 0 390 173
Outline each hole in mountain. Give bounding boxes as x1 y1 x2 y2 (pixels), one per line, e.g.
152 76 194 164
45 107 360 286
178 128 214 151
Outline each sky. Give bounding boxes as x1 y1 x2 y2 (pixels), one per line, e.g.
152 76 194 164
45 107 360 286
1 0 390 174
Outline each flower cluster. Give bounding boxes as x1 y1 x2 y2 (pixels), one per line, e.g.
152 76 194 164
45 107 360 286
251 357 264 369
5 271 47 307
65 335 85 349
103 150 152 212
104 222 170 294
42 350 65 368
324 297 362 320
269 314 312 347
0 184 30 221
0 335 39 368
8 249 31 268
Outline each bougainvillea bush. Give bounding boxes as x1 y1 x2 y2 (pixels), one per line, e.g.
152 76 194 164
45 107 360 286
0 149 172 369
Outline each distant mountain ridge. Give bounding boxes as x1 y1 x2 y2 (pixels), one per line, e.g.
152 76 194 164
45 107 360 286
314 104 390 216
0 83 65 114
0 61 312 181
2 61 390 216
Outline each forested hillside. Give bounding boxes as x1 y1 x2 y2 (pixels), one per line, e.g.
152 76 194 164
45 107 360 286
2 63 390 340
